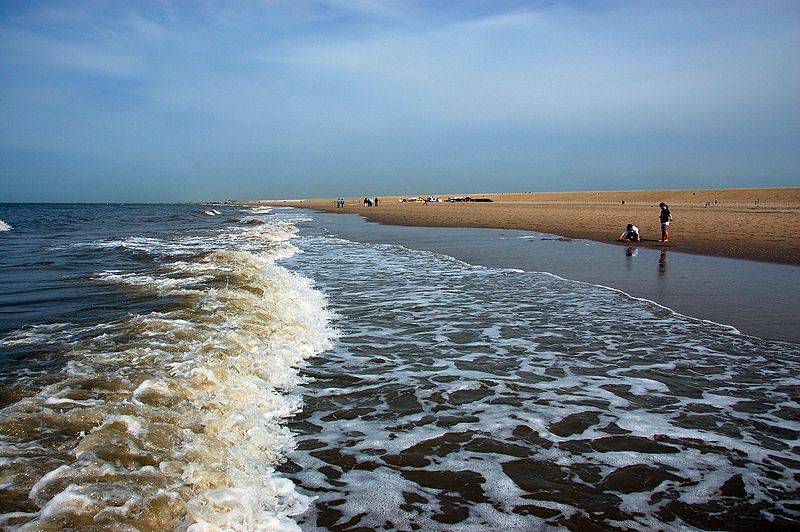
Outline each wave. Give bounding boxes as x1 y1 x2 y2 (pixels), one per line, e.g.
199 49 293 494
0 219 12 231
69 221 301 260
0 322 92 348
0 220 336 530
278 232 800 529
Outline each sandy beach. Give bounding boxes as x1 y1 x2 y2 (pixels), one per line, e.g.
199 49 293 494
259 188 800 265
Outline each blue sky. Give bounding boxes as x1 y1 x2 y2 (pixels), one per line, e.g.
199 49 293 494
1 0 798 202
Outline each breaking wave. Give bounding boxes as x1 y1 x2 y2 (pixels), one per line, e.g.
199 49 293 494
0 219 335 530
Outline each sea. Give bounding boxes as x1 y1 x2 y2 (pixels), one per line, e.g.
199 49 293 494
0 203 798 531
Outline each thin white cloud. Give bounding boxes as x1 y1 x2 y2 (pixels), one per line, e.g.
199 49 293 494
1 0 799 201
123 12 169 41
313 0 406 18
0 28 145 78
456 10 544 30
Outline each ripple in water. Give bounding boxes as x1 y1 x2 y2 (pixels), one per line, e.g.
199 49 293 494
280 232 800 530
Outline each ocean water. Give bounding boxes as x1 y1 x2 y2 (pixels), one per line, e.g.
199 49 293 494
0 204 798 530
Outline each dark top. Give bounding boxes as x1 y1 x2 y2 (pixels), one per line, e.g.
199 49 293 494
660 207 671 224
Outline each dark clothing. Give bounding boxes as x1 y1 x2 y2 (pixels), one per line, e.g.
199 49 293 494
660 208 671 224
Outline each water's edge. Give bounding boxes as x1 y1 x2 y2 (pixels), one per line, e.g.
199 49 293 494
308 210 800 344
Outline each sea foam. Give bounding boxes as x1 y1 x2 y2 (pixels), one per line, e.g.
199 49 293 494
276 231 800 530
0 219 12 231
0 217 335 530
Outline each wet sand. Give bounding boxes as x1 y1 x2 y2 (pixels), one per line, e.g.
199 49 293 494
259 188 800 265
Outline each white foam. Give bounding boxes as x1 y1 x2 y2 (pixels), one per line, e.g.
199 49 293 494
275 230 800 529
0 322 83 347
94 270 203 294
1 217 336 530
0 219 12 231
37 484 97 520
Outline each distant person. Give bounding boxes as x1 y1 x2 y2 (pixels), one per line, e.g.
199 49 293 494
618 223 640 242
374 196 379 206
658 202 672 242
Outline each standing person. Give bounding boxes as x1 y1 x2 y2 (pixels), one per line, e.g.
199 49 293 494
658 202 672 242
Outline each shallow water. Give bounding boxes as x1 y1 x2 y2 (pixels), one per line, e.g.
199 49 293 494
280 225 800 530
0 204 798 530
309 211 800 344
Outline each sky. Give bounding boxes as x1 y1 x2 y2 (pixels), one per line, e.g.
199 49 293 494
1 0 798 202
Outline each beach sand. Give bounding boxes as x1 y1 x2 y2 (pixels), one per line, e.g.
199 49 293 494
260 188 800 265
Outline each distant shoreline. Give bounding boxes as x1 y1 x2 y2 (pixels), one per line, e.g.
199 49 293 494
247 187 800 265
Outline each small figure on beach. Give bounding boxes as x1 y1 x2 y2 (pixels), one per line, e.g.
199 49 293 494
374 196 379 206
658 203 672 242
618 223 640 242
364 197 373 207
